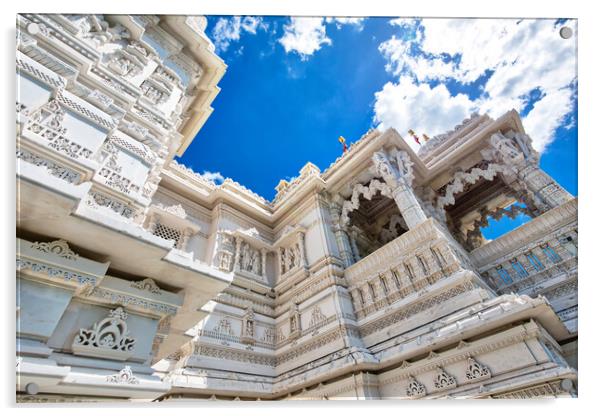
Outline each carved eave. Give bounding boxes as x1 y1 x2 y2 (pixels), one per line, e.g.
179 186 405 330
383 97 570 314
324 128 430 196
231 229 272 251
423 110 527 187
17 237 110 290
273 224 307 248
147 203 201 234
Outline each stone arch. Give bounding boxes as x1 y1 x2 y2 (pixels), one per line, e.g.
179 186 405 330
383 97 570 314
340 178 393 227
436 163 510 210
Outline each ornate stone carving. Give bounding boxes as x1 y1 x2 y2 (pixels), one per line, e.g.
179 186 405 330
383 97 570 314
406 376 426 398
465 357 491 381
72 307 136 360
29 239 78 260
24 99 93 160
289 304 301 339
241 307 256 344
106 366 139 384
156 203 187 219
378 214 407 244
436 162 509 210
308 306 327 328
214 318 234 336
17 148 82 184
16 257 98 286
130 278 161 294
433 367 457 390
239 241 262 276
340 179 393 227
85 191 135 219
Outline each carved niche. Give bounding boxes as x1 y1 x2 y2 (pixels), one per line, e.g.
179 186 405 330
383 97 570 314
72 307 136 361
241 307 256 345
239 241 262 276
288 304 302 340
216 232 235 272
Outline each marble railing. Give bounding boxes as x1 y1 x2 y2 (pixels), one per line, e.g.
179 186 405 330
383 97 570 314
344 219 465 320
470 199 577 298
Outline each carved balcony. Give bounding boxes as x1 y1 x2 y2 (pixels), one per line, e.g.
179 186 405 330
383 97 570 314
470 198 578 331
344 218 471 320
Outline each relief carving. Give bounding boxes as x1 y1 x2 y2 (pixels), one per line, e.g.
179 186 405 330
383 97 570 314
72 307 136 360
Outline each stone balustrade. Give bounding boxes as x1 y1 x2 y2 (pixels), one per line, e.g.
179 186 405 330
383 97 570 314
470 199 577 296
344 219 465 320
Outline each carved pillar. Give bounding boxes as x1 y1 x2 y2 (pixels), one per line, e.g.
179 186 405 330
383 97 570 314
241 307 255 345
178 228 193 251
233 236 242 272
349 228 361 262
260 248 267 279
277 247 284 280
337 228 355 267
372 149 427 230
289 304 301 340
147 213 158 232
518 163 573 210
391 183 428 229
329 203 355 267
297 231 308 267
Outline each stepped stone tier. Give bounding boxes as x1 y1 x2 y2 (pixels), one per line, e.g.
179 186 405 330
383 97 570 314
16 14 578 402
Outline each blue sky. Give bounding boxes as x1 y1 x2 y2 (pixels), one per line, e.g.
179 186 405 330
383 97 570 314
177 16 577 239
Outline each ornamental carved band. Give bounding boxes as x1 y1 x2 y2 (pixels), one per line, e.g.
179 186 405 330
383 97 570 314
72 307 136 360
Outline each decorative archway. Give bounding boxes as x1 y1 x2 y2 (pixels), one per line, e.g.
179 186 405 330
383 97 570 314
340 178 393 227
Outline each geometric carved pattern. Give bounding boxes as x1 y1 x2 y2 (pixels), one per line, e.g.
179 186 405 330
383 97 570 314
152 223 182 248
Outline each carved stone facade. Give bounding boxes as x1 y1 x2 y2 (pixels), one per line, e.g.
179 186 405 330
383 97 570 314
17 14 577 403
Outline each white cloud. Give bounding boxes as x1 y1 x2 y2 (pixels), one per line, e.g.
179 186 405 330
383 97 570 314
278 17 366 59
199 170 225 184
373 76 475 153
212 16 266 52
375 18 577 152
278 17 332 59
325 17 365 30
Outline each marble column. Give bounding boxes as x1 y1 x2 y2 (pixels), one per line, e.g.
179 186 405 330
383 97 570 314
349 229 361 262
329 202 355 267
518 163 573 211
391 182 428 229
297 231 308 267
276 247 283 280
178 229 193 251
233 236 242 272
260 248 267 280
